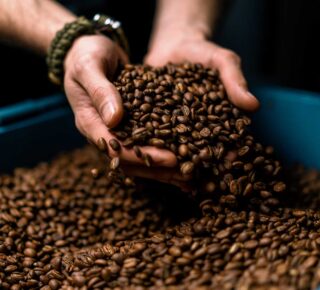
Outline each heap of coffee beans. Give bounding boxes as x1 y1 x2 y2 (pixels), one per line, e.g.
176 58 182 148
108 63 285 213
0 147 183 290
1 63 320 290
1 147 320 290
286 165 320 210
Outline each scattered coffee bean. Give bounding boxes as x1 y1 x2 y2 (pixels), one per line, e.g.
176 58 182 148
2 63 320 290
107 63 285 214
110 157 120 171
109 138 121 152
96 137 108 153
142 154 152 167
180 161 194 175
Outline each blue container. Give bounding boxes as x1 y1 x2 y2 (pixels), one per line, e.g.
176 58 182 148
252 85 320 169
0 94 84 172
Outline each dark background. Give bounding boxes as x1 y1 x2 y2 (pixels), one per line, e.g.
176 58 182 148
0 0 319 107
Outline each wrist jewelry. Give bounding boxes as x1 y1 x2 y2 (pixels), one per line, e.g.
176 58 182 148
47 15 129 86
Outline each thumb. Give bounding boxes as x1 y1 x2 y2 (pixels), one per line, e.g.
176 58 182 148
77 62 124 128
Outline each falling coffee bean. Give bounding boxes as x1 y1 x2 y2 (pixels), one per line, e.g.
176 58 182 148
97 137 108 153
110 157 120 170
109 139 121 152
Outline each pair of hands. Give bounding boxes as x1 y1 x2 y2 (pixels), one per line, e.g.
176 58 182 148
63 33 259 189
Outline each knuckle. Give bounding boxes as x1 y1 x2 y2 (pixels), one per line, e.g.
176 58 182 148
98 101 110 119
222 50 241 65
91 86 107 101
73 53 97 76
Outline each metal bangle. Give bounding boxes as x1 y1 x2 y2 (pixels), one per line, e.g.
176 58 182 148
92 14 129 56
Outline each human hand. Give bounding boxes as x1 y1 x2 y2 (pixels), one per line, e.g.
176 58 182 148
64 34 189 189
145 33 260 111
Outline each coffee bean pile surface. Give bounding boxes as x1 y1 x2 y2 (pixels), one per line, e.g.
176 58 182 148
1 147 320 290
109 63 286 213
1 63 320 290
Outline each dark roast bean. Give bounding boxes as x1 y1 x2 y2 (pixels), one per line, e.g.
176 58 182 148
97 137 108 153
109 139 121 151
2 63 318 290
149 138 165 148
180 161 194 175
178 144 189 157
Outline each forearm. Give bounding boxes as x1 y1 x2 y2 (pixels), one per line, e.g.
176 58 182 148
150 0 219 46
0 0 76 55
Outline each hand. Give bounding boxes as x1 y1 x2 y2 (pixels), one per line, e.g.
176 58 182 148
145 34 260 111
63 35 189 189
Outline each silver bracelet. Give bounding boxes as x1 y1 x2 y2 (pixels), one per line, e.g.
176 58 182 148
92 14 129 56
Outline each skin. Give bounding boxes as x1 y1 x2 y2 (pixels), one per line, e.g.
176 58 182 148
0 0 259 189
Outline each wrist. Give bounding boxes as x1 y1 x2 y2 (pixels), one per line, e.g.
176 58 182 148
148 25 207 55
150 0 215 49
47 15 129 86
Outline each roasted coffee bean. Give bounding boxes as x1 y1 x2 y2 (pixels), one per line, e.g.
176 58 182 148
133 145 142 158
273 182 286 192
140 103 152 113
168 246 182 257
114 131 128 140
110 157 120 170
48 279 61 290
143 154 152 167
90 168 100 178
96 137 108 153
3 63 320 290
1 152 320 290
149 138 165 148
178 144 189 157
204 181 216 193
109 139 121 151
24 248 36 258
216 228 232 239
180 161 194 175
244 240 258 250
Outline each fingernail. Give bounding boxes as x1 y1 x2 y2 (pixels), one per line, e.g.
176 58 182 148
246 91 260 110
104 105 116 127
246 91 258 101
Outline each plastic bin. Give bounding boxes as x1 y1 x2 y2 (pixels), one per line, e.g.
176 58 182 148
0 94 84 172
251 85 320 169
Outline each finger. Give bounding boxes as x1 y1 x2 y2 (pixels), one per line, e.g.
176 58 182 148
117 145 177 167
121 164 192 191
69 90 176 167
75 57 124 128
76 112 177 166
65 72 177 168
121 164 192 182
138 146 177 167
211 48 260 111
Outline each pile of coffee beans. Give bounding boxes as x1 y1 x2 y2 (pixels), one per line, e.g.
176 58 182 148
1 147 320 290
0 147 184 290
286 165 320 210
1 63 320 290
108 63 286 213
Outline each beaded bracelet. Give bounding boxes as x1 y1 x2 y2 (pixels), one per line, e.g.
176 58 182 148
47 15 129 86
